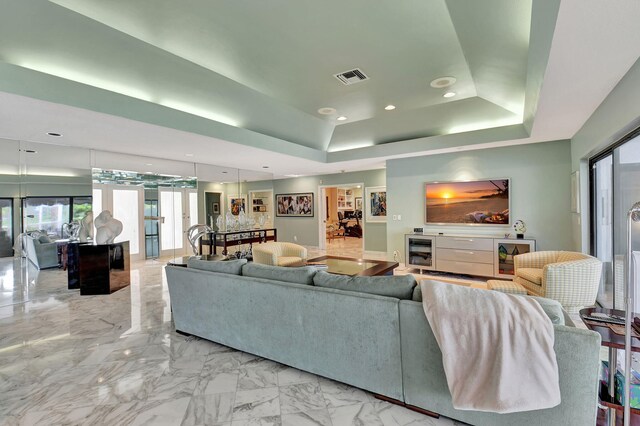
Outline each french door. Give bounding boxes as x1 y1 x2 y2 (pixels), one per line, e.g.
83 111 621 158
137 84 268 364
159 188 198 257
93 184 145 260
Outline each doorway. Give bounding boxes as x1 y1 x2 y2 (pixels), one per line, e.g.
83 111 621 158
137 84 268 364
0 198 13 257
319 183 364 255
159 187 198 257
205 192 222 230
93 184 145 260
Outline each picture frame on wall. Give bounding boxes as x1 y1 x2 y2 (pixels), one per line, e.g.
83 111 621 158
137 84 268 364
228 194 247 216
571 170 580 213
275 192 314 217
355 197 363 211
365 186 386 222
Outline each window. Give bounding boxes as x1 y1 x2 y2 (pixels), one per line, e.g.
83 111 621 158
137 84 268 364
22 196 92 239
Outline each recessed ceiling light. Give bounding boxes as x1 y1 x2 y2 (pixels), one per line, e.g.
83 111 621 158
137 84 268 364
318 107 337 115
443 92 456 98
384 105 396 111
185 153 194 157
222 171 228 174
262 166 269 169
47 132 62 137
145 163 153 166
356 185 362 188
337 116 347 121
24 149 37 154
430 76 456 88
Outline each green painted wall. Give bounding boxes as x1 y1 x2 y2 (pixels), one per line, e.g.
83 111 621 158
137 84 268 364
386 140 572 260
571 57 640 251
213 171 388 252
270 170 386 252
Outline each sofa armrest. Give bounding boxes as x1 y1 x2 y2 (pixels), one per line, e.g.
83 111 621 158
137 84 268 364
514 251 560 271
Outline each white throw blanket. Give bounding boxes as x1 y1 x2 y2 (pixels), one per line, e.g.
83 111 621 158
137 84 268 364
421 281 561 413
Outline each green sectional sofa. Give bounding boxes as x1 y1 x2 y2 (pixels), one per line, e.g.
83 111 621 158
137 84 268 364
165 260 602 426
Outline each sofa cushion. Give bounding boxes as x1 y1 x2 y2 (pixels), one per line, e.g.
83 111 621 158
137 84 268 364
416 280 566 325
313 271 416 300
242 262 316 285
187 258 247 275
412 285 422 302
526 296 565 326
38 234 53 244
517 268 543 286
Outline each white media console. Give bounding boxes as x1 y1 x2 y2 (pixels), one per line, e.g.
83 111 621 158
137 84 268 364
405 233 536 279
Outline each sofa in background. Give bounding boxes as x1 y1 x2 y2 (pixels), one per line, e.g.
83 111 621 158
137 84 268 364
252 241 307 266
23 233 58 269
166 260 601 426
514 251 603 313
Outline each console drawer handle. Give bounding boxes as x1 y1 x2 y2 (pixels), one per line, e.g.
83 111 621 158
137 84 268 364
455 250 474 255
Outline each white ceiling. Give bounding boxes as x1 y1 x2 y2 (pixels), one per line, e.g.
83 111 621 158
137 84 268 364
0 0 639 180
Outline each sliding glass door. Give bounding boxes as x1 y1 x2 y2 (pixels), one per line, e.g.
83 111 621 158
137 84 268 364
593 155 615 307
591 130 640 309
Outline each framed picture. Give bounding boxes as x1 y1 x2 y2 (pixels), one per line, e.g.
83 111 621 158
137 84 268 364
425 179 510 225
571 171 580 213
228 194 247 216
365 186 386 222
355 197 363 211
212 202 220 214
276 192 314 217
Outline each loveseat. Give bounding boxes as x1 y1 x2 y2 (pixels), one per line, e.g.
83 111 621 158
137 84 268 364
166 260 601 426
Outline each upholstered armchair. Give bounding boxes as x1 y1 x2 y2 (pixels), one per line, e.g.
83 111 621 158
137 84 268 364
252 242 307 266
514 251 603 313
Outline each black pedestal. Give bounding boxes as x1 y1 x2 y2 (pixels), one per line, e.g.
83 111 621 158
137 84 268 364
75 241 130 295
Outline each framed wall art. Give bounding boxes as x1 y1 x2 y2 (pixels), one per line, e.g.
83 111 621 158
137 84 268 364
365 186 386 222
228 194 247 216
275 192 314 217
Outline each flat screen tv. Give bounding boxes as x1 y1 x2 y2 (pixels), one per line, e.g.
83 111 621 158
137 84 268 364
425 179 510 225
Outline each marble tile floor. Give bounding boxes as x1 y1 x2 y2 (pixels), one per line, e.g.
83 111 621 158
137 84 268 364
0 256 466 426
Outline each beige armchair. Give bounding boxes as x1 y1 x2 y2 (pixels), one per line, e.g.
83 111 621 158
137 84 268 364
514 251 603 313
252 242 307 266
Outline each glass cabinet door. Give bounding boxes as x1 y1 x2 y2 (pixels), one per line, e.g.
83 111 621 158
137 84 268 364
405 235 436 271
494 239 536 278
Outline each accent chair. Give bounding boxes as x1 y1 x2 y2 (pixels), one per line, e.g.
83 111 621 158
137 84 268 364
514 250 603 313
252 242 307 266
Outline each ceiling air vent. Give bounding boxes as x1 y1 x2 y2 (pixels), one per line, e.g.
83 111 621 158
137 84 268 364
334 68 369 85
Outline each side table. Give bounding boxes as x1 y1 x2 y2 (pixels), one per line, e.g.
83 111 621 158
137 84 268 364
580 307 640 425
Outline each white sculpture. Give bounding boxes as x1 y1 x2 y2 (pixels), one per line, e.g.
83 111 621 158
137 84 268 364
513 219 527 238
78 211 94 242
94 210 123 244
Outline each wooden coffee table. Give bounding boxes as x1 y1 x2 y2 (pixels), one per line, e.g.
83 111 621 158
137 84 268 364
304 255 398 276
